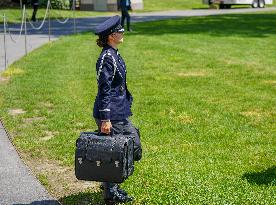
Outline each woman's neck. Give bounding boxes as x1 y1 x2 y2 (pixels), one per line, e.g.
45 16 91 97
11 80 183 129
107 42 118 50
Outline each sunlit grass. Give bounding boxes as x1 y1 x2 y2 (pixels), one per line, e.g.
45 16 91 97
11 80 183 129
0 11 275 204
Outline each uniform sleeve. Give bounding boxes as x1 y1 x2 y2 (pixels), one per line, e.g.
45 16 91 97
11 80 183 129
97 55 115 120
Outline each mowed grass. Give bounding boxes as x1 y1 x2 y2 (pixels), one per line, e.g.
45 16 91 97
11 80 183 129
0 12 276 204
142 0 207 11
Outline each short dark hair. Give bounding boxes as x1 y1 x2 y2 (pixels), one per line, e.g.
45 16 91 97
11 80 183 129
96 35 109 47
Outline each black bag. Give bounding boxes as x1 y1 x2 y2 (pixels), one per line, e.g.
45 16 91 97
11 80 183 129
75 132 134 183
134 127 142 161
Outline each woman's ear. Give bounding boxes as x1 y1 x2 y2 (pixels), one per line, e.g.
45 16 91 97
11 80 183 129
108 34 114 43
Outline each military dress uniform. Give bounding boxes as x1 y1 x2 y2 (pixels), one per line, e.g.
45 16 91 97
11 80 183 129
93 15 142 204
120 0 132 31
93 44 133 121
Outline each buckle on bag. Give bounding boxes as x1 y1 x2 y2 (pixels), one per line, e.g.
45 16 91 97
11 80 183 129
115 161 119 167
96 161 101 167
78 158 83 165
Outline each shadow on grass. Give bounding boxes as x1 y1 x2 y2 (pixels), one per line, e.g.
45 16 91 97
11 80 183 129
131 13 276 38
13 200 59 205
242 166 276 185
191 6 251 10
59 191 105 205
12 200 59 205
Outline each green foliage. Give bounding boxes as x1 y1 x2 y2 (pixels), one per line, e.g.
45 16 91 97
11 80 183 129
39 0 49 7
0 12 276 204
50 0 70 9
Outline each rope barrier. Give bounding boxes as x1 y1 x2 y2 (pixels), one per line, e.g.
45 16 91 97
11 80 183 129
5 6 25 44
26 0 50 30
1 0 78 70
3 0 76 33
49 2 73 24
51 14 70 24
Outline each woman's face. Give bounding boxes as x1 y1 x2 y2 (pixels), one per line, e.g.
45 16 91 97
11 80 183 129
110 32 124 44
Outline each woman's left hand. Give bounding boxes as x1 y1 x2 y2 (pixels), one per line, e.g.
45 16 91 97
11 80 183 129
101 121 112 134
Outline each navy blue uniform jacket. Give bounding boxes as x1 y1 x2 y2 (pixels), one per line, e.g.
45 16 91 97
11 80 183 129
93 45 133 121
120 0 131 10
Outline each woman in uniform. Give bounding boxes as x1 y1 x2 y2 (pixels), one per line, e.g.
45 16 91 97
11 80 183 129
93 15 142 204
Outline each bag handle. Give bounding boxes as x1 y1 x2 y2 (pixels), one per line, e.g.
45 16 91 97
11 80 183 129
98 128 114 137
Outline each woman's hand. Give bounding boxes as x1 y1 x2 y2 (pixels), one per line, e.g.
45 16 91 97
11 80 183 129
101 121 112 134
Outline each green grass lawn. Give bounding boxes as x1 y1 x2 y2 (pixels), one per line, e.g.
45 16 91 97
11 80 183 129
0 11 276 204
143 0 207 11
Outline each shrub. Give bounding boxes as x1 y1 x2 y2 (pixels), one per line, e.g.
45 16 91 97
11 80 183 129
40 0 70 9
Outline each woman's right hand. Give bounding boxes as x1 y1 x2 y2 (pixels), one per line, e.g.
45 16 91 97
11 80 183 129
101 121 112 134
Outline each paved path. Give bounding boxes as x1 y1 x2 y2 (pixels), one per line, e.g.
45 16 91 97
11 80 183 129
0 121 60 205
0 7 276 204
1 7 276 71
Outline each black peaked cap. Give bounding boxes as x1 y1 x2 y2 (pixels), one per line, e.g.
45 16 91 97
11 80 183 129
94 15 124 36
